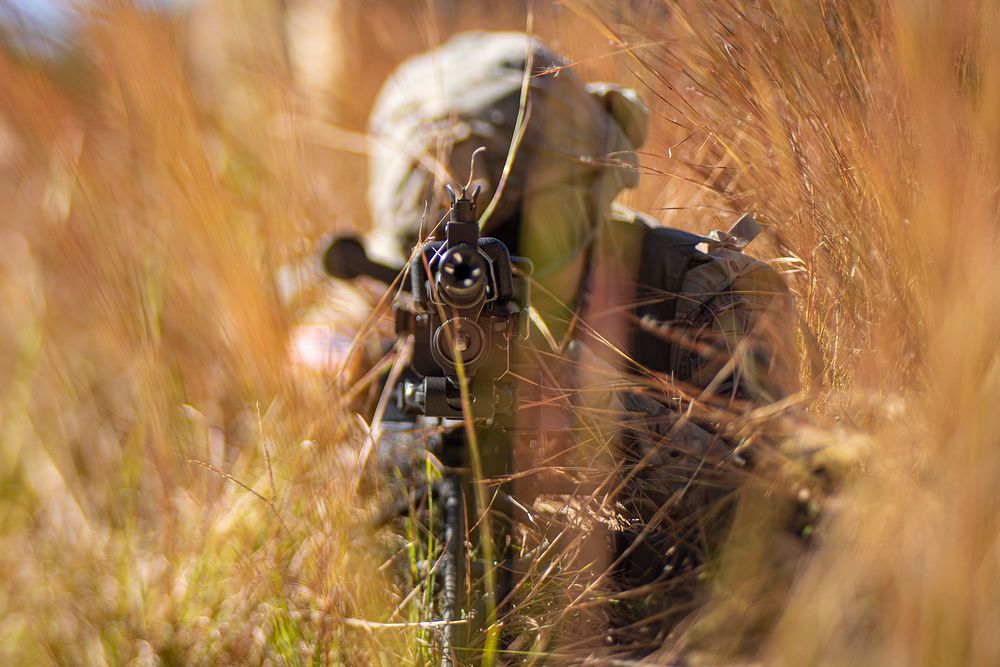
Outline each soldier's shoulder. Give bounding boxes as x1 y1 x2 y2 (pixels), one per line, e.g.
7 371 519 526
609 204 694 238
606 205 791 301
609 203 658 227
608 204 707 249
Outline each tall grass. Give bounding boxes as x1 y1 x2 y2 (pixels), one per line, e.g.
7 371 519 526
613 1 1000 664
1 0 998 665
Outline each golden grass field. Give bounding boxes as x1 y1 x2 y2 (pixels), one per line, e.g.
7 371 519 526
2 0 1000 664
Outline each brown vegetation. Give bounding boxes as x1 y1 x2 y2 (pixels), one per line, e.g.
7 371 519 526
1 0 999 664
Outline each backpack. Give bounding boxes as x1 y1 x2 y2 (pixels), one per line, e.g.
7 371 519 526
602 206 799 404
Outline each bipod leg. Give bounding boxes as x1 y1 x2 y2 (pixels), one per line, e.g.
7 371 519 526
439 426 469 665
439 471 467 666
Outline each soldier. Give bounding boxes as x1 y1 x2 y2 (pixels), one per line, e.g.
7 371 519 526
340 30 807 646
365 30 797 394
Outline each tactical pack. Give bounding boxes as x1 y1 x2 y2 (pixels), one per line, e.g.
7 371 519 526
605 206 798 403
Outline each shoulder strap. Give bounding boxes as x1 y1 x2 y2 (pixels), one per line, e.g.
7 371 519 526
705 212 763 250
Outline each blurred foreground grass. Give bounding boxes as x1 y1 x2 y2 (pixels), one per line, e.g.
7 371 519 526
2 0 1000 665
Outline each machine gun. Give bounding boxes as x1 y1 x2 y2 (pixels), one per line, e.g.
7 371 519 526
323 185 532 664
393 184 531 419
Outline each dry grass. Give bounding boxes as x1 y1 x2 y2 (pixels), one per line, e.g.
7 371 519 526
2 0 999 665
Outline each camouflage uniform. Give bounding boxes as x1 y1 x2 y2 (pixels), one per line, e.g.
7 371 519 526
364 32 800 583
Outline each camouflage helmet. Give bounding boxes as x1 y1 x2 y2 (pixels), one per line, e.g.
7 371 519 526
365 31 649 266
